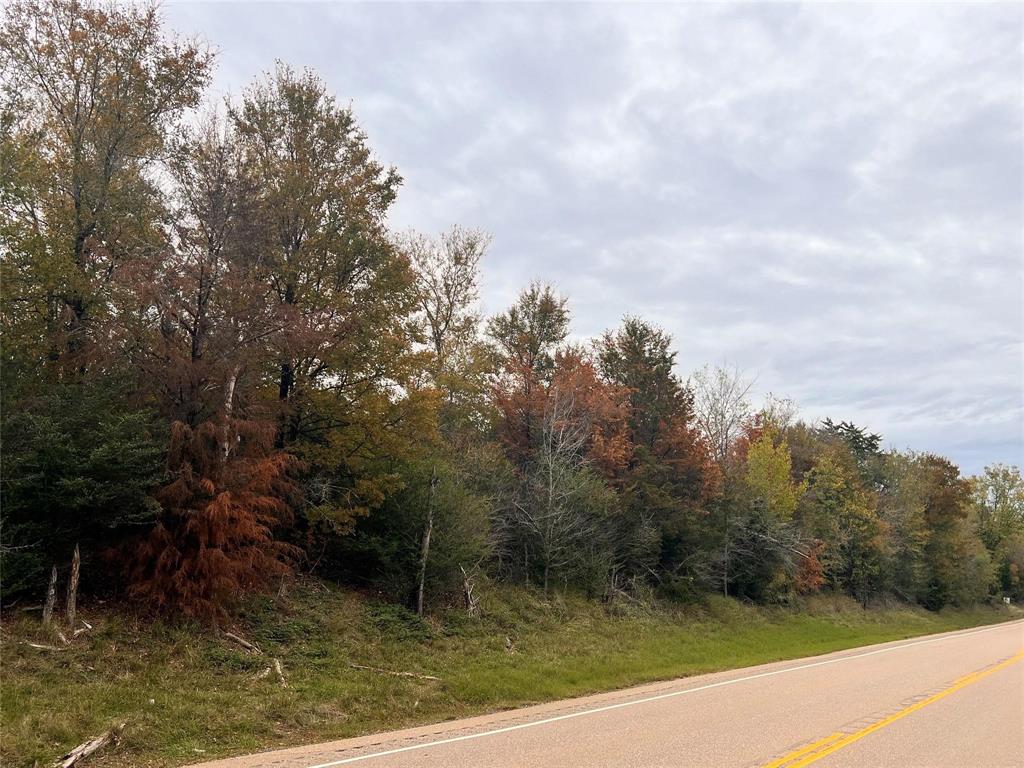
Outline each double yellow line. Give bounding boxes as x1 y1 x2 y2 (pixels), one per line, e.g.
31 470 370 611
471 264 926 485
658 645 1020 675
763 649 1024 768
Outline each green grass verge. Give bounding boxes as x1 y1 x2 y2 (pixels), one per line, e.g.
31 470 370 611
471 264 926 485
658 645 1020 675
2 582 1019 767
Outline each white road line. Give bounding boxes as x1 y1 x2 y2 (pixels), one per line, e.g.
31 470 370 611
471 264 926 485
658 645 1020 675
306 619 1024 768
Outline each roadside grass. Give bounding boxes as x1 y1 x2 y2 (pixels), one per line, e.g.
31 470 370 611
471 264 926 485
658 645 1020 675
2 581 1019 767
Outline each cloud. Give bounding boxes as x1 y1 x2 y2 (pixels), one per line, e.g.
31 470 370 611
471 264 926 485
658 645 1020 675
165 1 1023 473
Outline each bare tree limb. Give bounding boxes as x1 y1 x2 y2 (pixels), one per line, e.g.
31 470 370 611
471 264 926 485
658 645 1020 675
348 663 441 682
53 723 125 768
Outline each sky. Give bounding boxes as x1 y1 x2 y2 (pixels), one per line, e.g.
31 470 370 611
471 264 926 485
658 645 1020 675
164 1 1023 474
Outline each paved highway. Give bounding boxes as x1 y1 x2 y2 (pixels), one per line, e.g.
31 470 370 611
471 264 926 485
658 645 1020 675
193 619 1024 768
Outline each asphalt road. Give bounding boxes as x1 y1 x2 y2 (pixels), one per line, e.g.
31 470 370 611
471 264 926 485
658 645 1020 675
192 619 1024 768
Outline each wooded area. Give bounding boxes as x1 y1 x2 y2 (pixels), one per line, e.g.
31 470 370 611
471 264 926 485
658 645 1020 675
2 0 1022 623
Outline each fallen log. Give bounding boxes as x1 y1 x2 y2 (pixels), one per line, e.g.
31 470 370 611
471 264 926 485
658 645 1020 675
348 663 441 682
23 641 63 651
53 722 125 768
224 631 262 655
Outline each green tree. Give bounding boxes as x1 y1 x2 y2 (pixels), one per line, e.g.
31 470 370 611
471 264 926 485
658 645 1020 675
972 464 1024 599
596 318 715 591
919 455 991 608
0 378 164 596
232 64 429 535
803 450 885 605
876 451 930 602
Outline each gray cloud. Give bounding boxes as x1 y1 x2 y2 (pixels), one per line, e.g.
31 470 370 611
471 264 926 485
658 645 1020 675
167 1 1023 473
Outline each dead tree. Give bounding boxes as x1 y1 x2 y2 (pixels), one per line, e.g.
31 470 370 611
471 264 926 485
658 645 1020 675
66 544 80 628
42 565 57 625
514 384 601 593
416 469 438 617
460 564 480 616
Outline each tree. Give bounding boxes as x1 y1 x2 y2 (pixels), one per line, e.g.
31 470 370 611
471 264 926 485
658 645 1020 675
400 225 493 614
1 0 207 604
972 464 1024 599
972 464 1024 551
128 420 299 619
596 318 716 590
0 378 164 597
690 364 754 467
802 449 885 605
745 430 803 522
232 64 428 535
403 227 489 396
876 451 930 602
918 454 991 608
720 428 809 603
1 0 211 368
819 418 883 486
512 364 617 593
488 282 570 466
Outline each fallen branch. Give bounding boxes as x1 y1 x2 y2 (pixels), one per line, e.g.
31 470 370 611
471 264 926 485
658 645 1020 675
23 641 63 651
53 722 125 768
348 663 441 682
460 564 480 617
224 631 262 655
272 657 288 687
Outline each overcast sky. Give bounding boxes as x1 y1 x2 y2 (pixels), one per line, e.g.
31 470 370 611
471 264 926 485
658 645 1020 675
165 2 1023 474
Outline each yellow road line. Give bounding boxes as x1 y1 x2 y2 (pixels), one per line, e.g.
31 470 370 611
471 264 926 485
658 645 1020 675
763 649 1024 768
762 732 844 768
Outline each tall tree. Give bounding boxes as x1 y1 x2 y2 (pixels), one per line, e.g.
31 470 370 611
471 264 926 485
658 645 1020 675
1 0 211 368
802 449 885 605
398 225 493 613
876 450 930 602
596 318 715 588
971 464 1024 600
487 282 570 466
232 64 427 534
918 454 991 608
690 364 754 468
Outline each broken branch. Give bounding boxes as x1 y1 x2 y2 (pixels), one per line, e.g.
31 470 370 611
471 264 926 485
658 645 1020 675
53 722 125 768
348 663 441 682
223 631 262 655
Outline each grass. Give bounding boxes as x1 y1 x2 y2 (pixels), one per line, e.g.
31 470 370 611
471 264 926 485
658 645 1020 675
2 581 1019 767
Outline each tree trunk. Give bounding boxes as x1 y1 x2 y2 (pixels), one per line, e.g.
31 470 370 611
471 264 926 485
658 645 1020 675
722 507 730 597
42 565 57 625
66 544 80 628
416 468 438 617
222 365 241 460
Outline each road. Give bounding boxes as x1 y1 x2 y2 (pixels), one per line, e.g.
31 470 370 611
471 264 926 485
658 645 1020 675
192 619 1024 768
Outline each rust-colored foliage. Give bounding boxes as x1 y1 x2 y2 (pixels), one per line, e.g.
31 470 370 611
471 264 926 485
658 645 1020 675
493 348 632 478
551 350 632 478
128 420 300 619
795 539 826 594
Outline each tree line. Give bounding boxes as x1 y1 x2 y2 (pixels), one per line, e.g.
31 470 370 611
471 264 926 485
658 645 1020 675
2 0 1022 620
